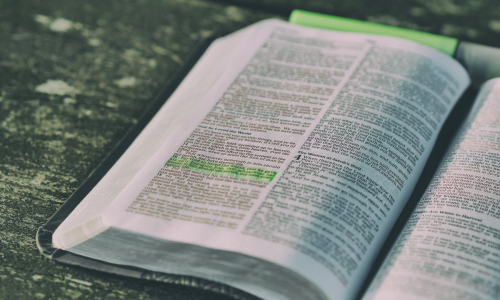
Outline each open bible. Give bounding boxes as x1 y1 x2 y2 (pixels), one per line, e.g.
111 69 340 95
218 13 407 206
37 19 500 300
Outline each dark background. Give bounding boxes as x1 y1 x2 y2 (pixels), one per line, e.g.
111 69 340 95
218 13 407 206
1 0 499 299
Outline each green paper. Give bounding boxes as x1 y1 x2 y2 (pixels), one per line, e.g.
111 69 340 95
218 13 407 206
165 154 278 183
289 10 458 56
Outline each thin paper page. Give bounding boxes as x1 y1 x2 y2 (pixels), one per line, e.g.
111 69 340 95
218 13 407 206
52 23 259 241
364 78 500 300
76 20 469 300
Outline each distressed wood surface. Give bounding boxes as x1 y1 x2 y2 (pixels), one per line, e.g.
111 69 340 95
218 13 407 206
1 0 500 299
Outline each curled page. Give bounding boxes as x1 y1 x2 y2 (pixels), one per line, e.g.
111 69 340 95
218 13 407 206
365 78 500 300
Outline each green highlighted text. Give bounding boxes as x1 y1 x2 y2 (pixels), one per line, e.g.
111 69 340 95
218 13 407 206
165 155 278 183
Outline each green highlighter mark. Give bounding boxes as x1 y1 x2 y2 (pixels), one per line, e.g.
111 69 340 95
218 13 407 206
165 154 278 183
289 10 458 56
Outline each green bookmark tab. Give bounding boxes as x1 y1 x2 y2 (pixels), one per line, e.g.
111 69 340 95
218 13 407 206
289 10 458 56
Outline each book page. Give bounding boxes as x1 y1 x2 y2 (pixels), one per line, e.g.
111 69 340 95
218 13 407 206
51 23 260 245
364 79 500 300
62 20 469 300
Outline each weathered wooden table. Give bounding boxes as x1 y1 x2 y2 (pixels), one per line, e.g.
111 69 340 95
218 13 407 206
2 0 500 299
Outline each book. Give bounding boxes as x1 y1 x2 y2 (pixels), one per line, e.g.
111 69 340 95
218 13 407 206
36 19 500 300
